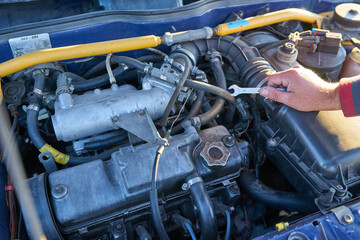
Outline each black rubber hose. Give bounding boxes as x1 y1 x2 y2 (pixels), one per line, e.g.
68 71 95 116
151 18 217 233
150 145 170 240
27 72 47 150
82 54 164 78
158 53 191 127
33 71 46 93
196 56 226 126
84 133 128 150
184 80 235 105
185 173 217 240
73 65 127 91
238 171 316 212
67 147 120 166
136 54 164 63
73 56 147 92
27 108 46 149
171 90 204 134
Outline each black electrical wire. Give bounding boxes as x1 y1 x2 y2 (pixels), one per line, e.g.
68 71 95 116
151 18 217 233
170 90 204 134
158 53 191 127
150 144 170 240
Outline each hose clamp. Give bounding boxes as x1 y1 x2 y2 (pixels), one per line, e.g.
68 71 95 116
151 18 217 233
144 65 151 74
170 48 197 66
27 104 40 112
33 88 43 96
182 177 203 190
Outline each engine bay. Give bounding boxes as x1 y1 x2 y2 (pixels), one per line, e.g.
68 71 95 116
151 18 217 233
1 1 360 239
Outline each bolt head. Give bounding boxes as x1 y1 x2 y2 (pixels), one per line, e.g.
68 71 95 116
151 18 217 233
115 223 122 231
51 184 68 199
112 116 120 122
344 214 353 223
182 183 189 191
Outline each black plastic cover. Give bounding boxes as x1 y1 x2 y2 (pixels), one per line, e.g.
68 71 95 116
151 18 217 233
259 104 360 208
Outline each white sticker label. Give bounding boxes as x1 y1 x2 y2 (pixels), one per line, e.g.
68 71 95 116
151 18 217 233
9 33 51 58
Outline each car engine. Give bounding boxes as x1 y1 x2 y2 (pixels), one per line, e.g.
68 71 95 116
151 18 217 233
0 1 360 240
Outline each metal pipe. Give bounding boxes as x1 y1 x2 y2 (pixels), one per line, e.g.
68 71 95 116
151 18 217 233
0 35 161 78
214 8 324 36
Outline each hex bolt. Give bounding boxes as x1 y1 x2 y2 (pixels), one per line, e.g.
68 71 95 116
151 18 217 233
267 138 278 151
229 184 240 194
51 184 68 199
222 135 236 147
112 116 120 123
343 214 353 223
268 138 277 146
115 223 122 231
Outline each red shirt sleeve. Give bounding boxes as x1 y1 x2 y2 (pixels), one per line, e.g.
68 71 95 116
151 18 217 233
339 75 360 117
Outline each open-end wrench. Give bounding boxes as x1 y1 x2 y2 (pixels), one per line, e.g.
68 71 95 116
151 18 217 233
228 84 287 97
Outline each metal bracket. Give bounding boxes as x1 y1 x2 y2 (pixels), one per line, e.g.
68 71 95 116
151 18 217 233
38 152 58 174
114 109 166 145
330 205 354 225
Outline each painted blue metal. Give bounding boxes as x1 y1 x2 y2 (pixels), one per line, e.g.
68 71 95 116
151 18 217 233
0 0 343 63
254 199 360 240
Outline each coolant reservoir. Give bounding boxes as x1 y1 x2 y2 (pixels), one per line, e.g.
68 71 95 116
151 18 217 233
340 47 360 78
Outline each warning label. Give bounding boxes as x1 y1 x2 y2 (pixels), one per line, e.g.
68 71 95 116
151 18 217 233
9 33 52 58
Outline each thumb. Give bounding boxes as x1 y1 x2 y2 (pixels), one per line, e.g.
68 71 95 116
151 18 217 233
260 86 290 104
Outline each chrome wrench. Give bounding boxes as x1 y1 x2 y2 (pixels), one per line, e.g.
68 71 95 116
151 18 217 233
228 84 287 97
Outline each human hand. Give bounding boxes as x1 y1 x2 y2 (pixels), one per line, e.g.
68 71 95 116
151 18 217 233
259 65 341 111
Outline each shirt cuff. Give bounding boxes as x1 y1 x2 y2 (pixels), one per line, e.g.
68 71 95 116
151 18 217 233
339 76 360 117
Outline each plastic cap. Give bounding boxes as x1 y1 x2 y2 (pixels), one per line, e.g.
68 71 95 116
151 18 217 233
350 48 360 64
334 3 360 27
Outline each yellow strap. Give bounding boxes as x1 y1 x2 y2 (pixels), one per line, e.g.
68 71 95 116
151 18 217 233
39 144 70 165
